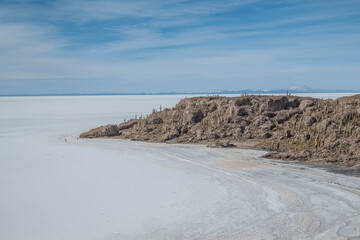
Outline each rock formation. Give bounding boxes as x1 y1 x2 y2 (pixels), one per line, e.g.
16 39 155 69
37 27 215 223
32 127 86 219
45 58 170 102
80 95 360 168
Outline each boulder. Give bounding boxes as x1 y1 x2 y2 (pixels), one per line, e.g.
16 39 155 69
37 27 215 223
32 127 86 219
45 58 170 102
274 111 290 124
262 111 276 118
80 124 119 138
237 107 248 116
164 128 180 141
305 116 317 126
263 132 272 139
266 97 290 111
261 121 276 130
299 100 315 111
235 97 252 106
288 98 301 108
151 117 163 124
118 120 138 130
183 109 204 124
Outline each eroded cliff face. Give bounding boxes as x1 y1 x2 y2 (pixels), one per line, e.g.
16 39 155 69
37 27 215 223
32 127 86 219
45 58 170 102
80 95 360 168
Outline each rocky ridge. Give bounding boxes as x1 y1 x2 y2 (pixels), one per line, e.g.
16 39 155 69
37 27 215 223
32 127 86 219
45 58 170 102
80 95 360 168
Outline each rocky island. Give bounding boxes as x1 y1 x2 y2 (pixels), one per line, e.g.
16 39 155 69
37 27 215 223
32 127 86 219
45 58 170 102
81 94 360 168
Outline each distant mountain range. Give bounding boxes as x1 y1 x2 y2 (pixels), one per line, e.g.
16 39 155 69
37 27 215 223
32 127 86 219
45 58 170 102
217 85 360 95
1 86 359 97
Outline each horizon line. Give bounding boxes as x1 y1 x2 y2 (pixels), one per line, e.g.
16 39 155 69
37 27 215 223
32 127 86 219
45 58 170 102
1 89 360 97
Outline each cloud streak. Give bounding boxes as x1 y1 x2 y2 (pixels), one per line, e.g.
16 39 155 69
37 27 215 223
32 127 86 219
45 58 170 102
0 0 360 94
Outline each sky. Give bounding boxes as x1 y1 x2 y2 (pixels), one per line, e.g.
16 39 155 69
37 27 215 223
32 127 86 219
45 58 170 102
0 0 360 94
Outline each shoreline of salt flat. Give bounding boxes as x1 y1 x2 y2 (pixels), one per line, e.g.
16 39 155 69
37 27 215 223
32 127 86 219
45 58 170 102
73 137 360 239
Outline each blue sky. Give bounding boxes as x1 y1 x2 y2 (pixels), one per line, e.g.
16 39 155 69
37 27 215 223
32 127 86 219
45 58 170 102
1 0 360 94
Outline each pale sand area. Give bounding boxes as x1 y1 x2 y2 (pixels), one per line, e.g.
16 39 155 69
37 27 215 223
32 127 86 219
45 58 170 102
1 95 360 240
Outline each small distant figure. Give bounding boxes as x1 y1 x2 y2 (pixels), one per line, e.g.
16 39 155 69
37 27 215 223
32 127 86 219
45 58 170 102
65 139 67 142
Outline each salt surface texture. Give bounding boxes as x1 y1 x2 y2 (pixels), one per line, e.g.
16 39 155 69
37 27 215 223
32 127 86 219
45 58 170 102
0 94 359 240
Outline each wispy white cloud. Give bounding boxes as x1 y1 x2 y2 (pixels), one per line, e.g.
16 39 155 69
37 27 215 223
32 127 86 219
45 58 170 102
0 23 65 56
50 0 260 22
90 27 274 54
0 0 360 94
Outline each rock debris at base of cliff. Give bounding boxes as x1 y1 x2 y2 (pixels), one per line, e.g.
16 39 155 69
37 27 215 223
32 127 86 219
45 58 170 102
80 95 360 168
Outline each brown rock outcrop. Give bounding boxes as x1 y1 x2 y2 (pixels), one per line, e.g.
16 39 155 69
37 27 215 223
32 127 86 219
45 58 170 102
81 95 360 168
80 124 119 138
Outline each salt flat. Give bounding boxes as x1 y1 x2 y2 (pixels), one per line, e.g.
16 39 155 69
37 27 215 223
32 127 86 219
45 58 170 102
0 95 359 240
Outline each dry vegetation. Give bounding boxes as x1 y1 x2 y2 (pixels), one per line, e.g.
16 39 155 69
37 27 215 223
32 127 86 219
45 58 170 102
81 94 360 168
